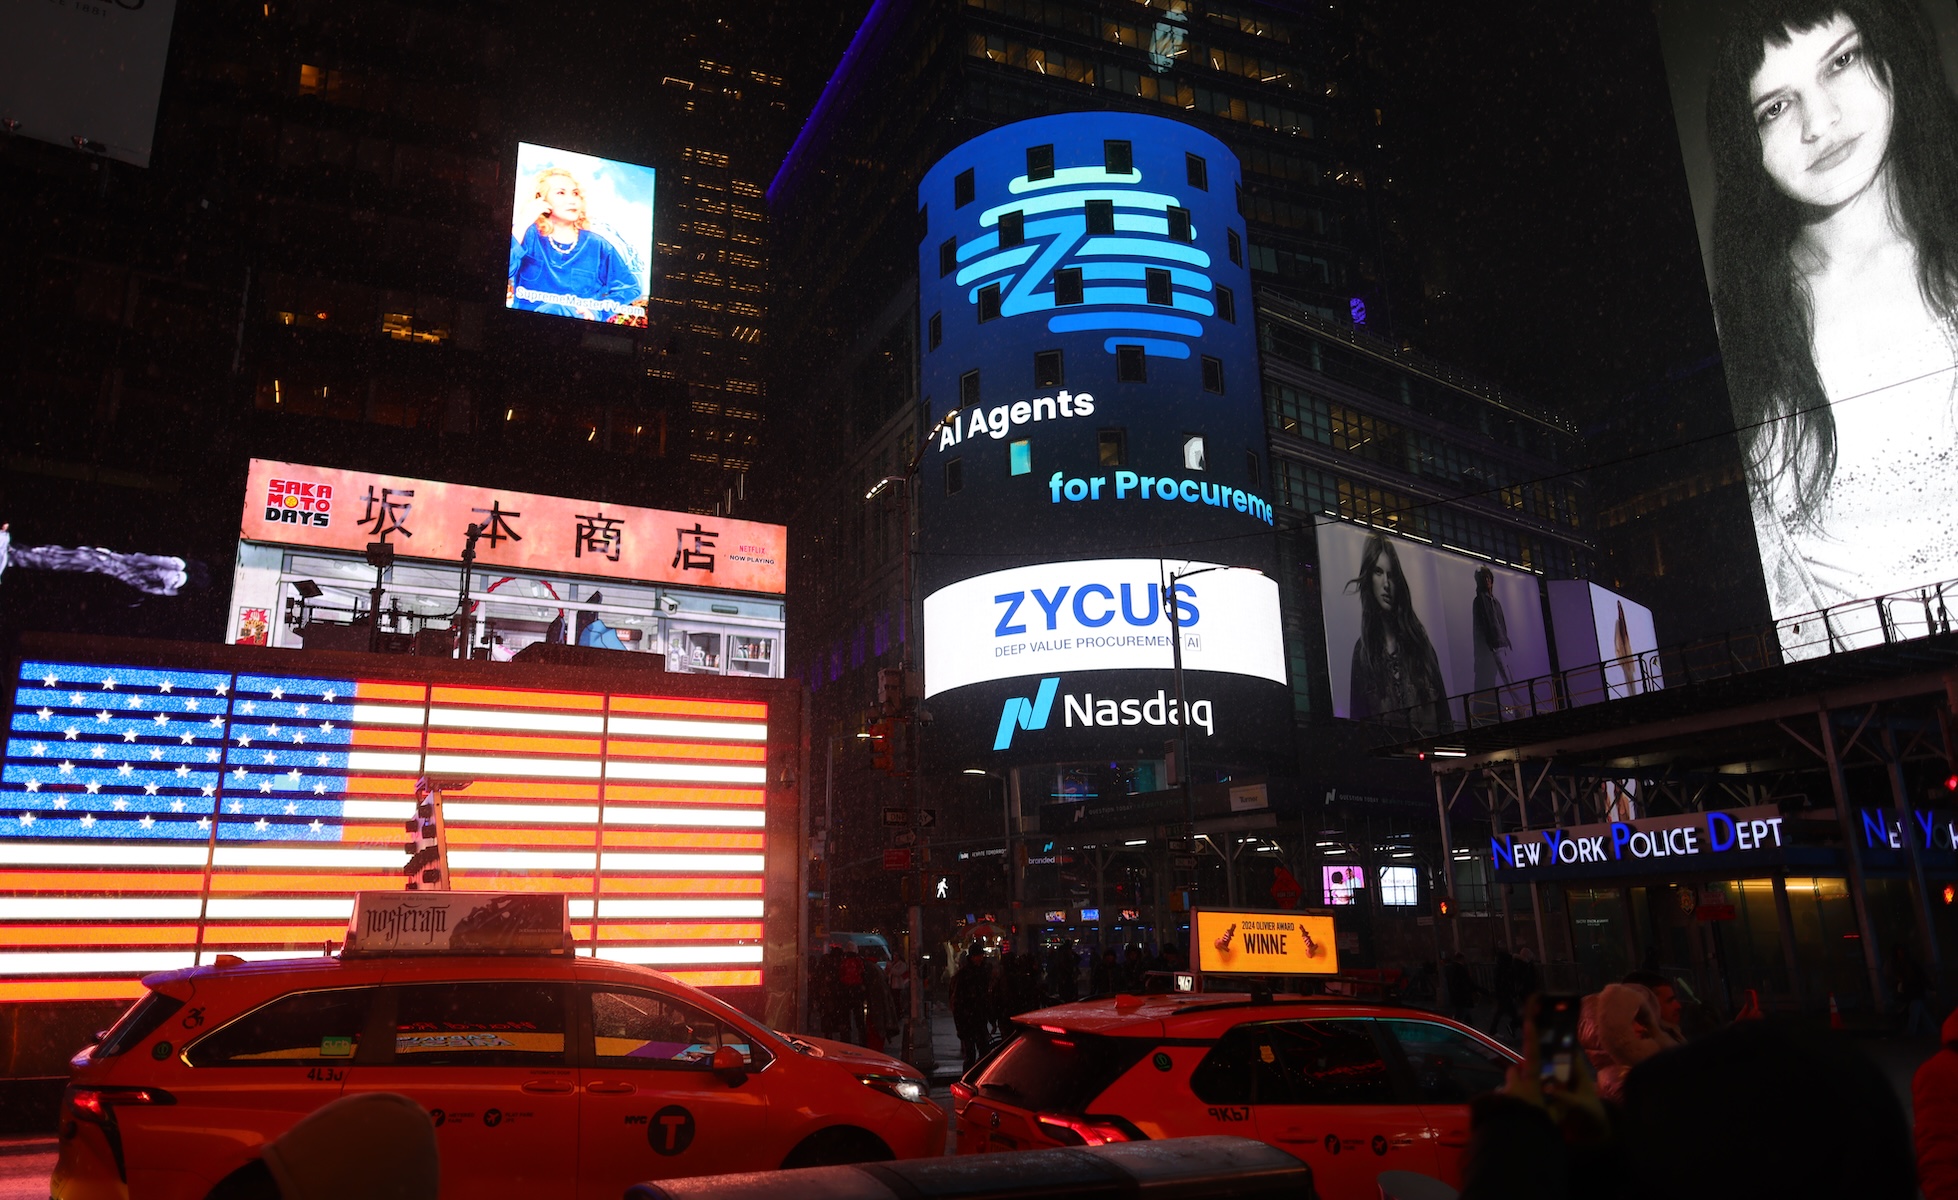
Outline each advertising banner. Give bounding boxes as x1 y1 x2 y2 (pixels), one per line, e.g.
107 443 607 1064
241 459 785 595
913 112 1291 768
0 641 792 1000
1316 521 1550 733
507 142 655 327
1491 804 1787 883
1547 580 1663 704
0 0 178 167
1652 1 1958 645
1193 908 1338 976
922 559 1283 696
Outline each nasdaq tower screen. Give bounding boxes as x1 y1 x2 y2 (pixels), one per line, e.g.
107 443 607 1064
915 113 1290 768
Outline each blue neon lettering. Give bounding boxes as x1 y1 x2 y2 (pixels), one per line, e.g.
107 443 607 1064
994 591 1027 638
1073 584 1115 627
1609 822 1632 859
1706 810 1735 852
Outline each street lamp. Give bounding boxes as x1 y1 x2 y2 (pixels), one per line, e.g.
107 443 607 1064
1160 561 1226 899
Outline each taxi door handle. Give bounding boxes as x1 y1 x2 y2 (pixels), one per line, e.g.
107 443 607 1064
586 1082 636 1096
521 1079 576 1095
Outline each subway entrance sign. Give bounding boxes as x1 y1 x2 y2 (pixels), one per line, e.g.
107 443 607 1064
1191 907 1338 980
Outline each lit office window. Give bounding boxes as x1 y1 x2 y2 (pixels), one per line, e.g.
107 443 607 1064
1380 866 1419 907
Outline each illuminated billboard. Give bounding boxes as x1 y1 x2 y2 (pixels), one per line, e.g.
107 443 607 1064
1547 581 1664 704
0 641 796 1005
1652 1 1958 647
0 0 177 167
507 142 655 327
1316 521 1551 733
914 112 1291 768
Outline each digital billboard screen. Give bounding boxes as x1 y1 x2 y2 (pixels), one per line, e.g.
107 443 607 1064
1547 580 1664 704
0 644 789 1003
507 142 655 327
912 112 1293 770
1317 522 1551 733
1653 0 1958 647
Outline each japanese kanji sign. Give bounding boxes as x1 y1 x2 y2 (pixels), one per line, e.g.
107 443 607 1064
242 460 785 594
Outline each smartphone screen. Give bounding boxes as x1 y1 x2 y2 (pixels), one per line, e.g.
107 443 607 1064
1537 993 1581 1088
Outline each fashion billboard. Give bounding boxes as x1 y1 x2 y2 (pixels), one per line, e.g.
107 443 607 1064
0 0 178 167
915 112 1290 768
1316 521 1551 734
1652 0 1958 649
1546 581 1664 704
0 638 800 1005
507 142 655 327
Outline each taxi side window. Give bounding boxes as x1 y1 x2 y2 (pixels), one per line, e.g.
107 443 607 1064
185 987 372 1067
391 982 566 1068
1188 1024 1294 1105
1381 1019 1511 1104
1266 1020 1397 1106
589 990 761 1070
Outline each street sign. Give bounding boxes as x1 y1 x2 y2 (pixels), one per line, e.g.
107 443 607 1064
882 847 912 871
1173 854 1198 869
1270 865 1303 909
891 830 917 847
917 809 937 828
882 807 909 827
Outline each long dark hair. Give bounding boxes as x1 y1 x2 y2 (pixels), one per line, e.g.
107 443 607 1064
1706 0 1958 523
1347 534 1446 697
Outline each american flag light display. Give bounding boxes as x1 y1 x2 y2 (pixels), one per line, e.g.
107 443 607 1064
0 659 771 1000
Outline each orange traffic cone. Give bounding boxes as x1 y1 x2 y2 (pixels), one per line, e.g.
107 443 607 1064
1828 992 1843 1030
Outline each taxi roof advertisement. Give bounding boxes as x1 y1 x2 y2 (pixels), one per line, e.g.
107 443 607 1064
1193 908 1338 977
242 458 786 595
344 892 571 956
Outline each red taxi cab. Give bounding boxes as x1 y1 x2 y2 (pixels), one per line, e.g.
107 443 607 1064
951 992 1518 1200
52 894 941 1200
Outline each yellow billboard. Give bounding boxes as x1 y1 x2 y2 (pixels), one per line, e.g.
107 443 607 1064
1193 908 1338 976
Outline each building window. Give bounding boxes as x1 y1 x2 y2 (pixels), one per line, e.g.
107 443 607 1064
954 168 975 208
1227 228 1242 266
1246 450 1260 486
1027 143 1054 181
939 237 958 277
1201 355 1225 393
1217 285 1236 323
1235 181 1244 215
998 210 1025 247
945 457 964 495
1104 140 1133 174
1098 428 1128 467
1186 153 1208 190
960 369 981 408
1084 199 1115 235
1145 268 1172 306
1009 439 1032 476
977 283 1002 323
1117 345 1147 382
1183 435 1207 471
928 311 942 349
1053 267 1084 305
1167 206 1192 242
1379 866 1419 907
1034 349 1064 387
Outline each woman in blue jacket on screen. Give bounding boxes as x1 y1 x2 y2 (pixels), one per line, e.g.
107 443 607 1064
1706 0 1958 638
507 166 646 325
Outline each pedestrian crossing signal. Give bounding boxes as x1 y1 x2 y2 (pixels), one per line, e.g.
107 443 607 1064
1437 895 1455 918
869 721 895 772
1944 883 1955 906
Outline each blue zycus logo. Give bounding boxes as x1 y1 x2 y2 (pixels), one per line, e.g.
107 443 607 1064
994 677 1060 751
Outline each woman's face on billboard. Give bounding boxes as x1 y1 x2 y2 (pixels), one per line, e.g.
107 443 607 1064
543 174 585 223
1366 556 1395 611
1749 14 1894 208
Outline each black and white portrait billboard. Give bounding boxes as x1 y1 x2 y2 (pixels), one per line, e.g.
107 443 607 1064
1654 0 1958 650
1316 522 1551 734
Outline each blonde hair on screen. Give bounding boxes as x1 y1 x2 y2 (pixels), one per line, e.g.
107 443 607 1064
531 168 592 236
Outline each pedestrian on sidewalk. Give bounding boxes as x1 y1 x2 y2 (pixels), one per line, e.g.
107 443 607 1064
1489 948 1523 1039
1916 1005 1958 1199
1444 952 1482 1025
952 948 994 1072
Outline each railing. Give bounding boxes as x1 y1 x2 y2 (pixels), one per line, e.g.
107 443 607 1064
1369 576 1958 746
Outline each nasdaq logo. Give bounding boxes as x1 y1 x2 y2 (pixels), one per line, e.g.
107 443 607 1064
994 677 1060 751
953 163 1215 362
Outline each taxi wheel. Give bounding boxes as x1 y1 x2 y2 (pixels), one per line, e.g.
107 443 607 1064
780 1127 894 1169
